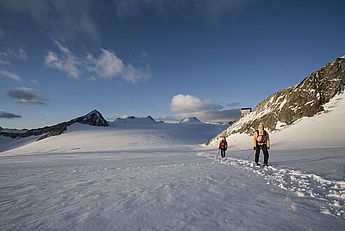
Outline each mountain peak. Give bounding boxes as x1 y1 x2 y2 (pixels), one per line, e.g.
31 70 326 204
0 110 108 141
76 110 108 127
179 117 202 124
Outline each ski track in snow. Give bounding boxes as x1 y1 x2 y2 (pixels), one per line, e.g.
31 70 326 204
202 153 345 219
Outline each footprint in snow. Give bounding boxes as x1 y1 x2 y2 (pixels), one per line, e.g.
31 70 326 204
206 154 345 220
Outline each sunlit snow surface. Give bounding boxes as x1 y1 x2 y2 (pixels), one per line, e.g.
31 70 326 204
1 147 344 231
1 95 345 230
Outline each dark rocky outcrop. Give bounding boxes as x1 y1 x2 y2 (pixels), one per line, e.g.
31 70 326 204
73 110 108 127
0 110 108 141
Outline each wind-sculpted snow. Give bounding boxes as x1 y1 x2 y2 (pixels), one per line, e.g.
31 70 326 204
204 154 345 219
1 149 344 231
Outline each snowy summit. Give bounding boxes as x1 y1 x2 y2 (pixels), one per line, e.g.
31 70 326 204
178 117 202 124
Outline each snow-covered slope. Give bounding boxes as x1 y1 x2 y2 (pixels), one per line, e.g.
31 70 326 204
208 91 345 150
0 121 227 156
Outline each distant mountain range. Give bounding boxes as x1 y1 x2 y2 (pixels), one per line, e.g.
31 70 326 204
111 116 160 126
207 55 345 144
0 112 210 141
0 110 108 141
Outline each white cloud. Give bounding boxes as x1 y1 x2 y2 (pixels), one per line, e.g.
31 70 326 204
45 40 151 83
0 58 10 66
7 87 45 105
165 94 241 123
171 94 223 113
122 64 151 83
0 48 29 66
0 70 21 81
87 49 124 78
45 40 80 79
159 109 241 123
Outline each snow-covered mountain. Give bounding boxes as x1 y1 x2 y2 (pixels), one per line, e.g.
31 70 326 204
111 116 158 127
1 118 227 155
207 56 345 145
0 109 108 141
178 117 202 124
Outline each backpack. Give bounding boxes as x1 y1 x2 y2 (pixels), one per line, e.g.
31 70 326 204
256 130 267 143
219 139 228 149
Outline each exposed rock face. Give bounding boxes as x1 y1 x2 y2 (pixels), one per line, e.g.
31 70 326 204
0 110 108 141
146 116 156 122
112 116 158 125
36 125 67 141
207 56 345 143
74 110 108 127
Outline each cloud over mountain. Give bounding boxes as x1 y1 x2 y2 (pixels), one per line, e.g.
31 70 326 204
166 94 240 122
171 94 223 113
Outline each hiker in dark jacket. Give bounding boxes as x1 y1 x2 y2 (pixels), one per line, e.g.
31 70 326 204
252 123 270 166
219 137 228 158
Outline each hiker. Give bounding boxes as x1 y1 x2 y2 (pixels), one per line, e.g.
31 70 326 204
219 137 228 158
252 123 270 166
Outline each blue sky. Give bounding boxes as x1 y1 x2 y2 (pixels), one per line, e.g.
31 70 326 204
0 0 345 129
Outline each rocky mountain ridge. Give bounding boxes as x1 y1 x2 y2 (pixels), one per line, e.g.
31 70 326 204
113 115 156 123
0 110 108 141
207 56 345 143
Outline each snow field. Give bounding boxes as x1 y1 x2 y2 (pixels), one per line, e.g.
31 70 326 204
203 153 345 219
1 149 344 231
1 92 345 230
0 122 227 156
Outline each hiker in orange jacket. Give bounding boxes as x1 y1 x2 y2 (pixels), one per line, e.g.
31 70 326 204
219 137 228 158
252 123 270 166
